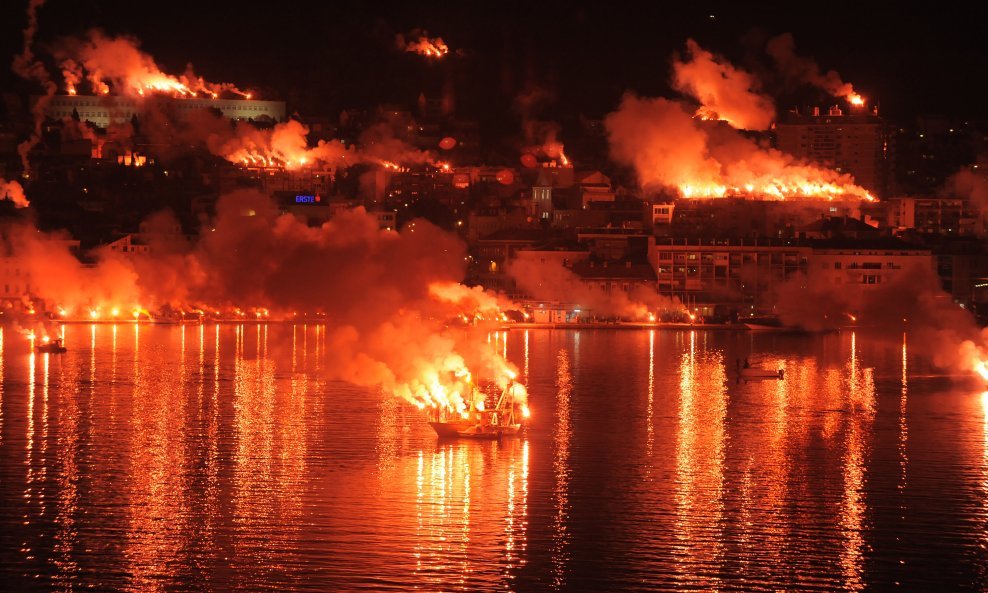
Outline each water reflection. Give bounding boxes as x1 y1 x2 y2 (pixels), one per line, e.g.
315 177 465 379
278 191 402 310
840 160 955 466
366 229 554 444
645 329 655 459
52 337 81 588
4 327 988 591
552 349 572 589
900 334 909 497
125 321 187 590
409 440 530 591
0 329 4 447
838 332 876 592
674 330 726 588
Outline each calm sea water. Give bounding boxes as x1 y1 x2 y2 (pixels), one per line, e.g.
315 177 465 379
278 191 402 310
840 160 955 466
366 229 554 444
1 324 986 592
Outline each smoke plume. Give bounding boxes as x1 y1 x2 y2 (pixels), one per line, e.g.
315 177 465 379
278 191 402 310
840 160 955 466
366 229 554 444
765 33 859 101
671 39 775 131
771 259 988 379
521 121 569 166
12 0 56 173
604 93 872 200
395 29 449 58
2 190 522 412
0 178 30 208
52 29 248 98
945 158 988 210
507 257 683 320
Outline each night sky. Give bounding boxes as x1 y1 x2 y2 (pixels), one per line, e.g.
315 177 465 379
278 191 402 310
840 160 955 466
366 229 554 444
1 1 985 122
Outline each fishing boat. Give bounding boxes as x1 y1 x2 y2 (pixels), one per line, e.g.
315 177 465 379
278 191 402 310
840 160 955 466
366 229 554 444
36 338 67 354
739 366 784 380
429 383 528 439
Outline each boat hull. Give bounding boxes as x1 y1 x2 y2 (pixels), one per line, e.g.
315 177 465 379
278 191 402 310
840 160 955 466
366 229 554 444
430 421 522 439
429 420 475 438
36 346 67 354
740 368 784 379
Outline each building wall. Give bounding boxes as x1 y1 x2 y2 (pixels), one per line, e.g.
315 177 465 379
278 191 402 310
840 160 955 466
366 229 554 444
808 247 932 287
651 239 933 314
887 197 984 237
653 241 810 311
41 95 286 129
0 256 32 307
776 111 893 198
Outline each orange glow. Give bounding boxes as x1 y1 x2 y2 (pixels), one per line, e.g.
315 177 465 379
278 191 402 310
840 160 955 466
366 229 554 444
680 180 874 202
404 36 449 58
694 106 721 121
60 31 250 100
848 93 865 107
606 94 876 202
957 340 988 383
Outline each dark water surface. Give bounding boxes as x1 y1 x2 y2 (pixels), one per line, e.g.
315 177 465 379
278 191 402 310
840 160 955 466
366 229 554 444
1 325 986 591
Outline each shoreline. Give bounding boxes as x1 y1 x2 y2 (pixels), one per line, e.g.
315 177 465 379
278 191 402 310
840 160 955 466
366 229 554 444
499 322 740 331
6 319 858 333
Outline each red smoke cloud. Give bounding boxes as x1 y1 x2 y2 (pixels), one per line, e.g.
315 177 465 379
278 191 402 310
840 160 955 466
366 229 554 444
605 94 873 201
672 39 775 131
0 178 30 208
134 107 432 172
53 30 248 98
771 261 988 384
395 29 449 58
508 257 683 320
2 190 523 413
765 33 862 103
946 158 988 211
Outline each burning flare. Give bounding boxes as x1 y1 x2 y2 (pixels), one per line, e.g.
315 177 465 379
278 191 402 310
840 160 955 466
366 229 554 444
54 30 249 99
672 39 775 131
1 190 523 422
606 94 874 202
396 29 449 58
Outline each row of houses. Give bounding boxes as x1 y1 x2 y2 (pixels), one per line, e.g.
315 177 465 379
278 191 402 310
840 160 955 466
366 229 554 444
468 226 949 322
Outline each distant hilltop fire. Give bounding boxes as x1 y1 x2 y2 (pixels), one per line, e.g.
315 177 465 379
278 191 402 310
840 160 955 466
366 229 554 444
55 30 251 99
396 29 450 59
606 38 875 203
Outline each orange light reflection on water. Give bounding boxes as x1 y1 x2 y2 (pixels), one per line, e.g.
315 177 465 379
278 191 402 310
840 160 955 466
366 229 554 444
406 439 530 590
673 330 726 589
123 318 185 590
552 348 573 588
645 329 655 459
835 332 875 592
0 328 4 448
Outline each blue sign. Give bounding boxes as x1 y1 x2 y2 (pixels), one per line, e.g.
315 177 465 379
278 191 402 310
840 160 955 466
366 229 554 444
295 194 320 204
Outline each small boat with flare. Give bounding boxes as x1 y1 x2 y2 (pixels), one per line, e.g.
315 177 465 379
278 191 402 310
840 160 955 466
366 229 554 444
430 383 529 439
36 337 67 354
739 366 784 380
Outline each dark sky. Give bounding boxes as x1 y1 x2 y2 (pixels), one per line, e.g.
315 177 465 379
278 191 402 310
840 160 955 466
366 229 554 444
1 1 985 122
